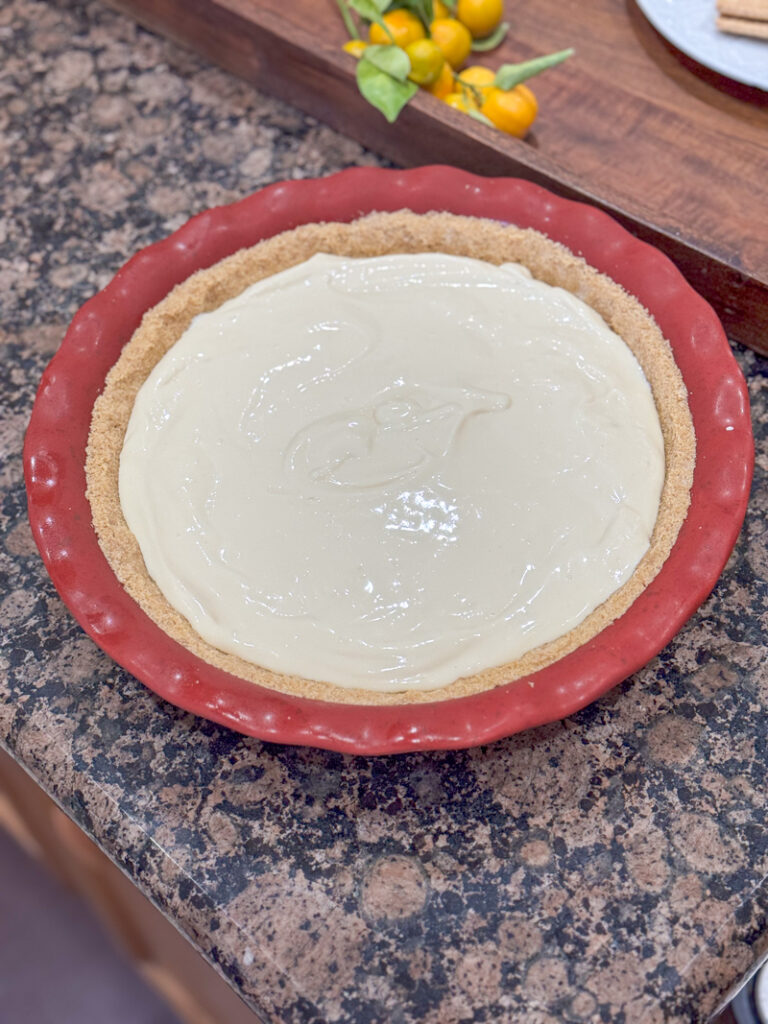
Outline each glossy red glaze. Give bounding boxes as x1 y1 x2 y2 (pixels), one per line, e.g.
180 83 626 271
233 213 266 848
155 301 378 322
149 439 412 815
23 167 754 753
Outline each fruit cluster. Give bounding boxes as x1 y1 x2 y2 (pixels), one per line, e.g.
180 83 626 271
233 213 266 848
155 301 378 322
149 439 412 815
336 0 572 136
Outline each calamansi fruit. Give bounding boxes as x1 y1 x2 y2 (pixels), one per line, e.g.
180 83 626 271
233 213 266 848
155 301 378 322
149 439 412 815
427 60 455 99
369 9 426 48
342 39 368 58
405 38 446 87
443 90 479 113
481 83 538 137
429 17 473 70
456 0 504 39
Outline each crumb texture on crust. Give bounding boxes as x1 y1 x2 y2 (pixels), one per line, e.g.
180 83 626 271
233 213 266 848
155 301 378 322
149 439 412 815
86 211 696 706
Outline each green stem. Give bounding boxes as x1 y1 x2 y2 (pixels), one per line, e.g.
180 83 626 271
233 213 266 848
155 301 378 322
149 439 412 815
336 0 360 40
470 21 509 51
494 48 574 91
454 77 484 107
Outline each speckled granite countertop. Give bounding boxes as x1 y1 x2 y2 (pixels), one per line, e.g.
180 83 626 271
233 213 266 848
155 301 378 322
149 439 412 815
2 1 768 1021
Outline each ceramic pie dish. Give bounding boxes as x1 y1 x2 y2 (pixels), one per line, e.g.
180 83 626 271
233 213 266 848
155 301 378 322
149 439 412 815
24 166 753 753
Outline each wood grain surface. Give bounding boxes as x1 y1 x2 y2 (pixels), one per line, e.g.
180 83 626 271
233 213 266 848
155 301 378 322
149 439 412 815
104 0 768 353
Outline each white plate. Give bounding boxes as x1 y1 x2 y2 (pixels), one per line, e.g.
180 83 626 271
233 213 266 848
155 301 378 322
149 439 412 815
636 0 768 91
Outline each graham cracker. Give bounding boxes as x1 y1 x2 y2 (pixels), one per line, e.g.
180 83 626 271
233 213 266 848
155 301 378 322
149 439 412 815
716 14 768 37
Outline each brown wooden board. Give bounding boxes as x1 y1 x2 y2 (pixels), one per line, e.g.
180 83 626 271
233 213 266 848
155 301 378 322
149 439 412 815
104 0 768 353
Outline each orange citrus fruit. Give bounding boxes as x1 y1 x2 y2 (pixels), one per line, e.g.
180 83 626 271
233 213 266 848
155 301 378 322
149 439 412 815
426 60 455 99
443 90 479 113
369 9 426 47
456 0 504 38
429 17 473 70
342 39 368 58
405 38 446 86
481 83 538 137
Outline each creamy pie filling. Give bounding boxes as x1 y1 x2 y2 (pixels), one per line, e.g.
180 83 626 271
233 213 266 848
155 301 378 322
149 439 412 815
118 252 665 692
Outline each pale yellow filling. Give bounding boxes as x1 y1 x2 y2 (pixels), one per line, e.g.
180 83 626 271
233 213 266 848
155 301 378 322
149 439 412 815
119 252 664 692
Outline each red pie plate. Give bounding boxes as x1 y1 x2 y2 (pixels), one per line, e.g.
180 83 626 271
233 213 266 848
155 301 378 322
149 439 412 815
23 166 754 754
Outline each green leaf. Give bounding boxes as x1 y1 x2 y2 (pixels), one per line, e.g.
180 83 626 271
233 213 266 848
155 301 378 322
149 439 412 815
470 21 509 51
465 108 494 127
351 0 389 15
390 0 433 28
363 43 411 81
494 48 574 90
357 57 418 122
349 0 392 38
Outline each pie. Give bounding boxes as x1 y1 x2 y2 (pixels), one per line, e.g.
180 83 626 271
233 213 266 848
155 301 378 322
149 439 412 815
86 211 695 705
